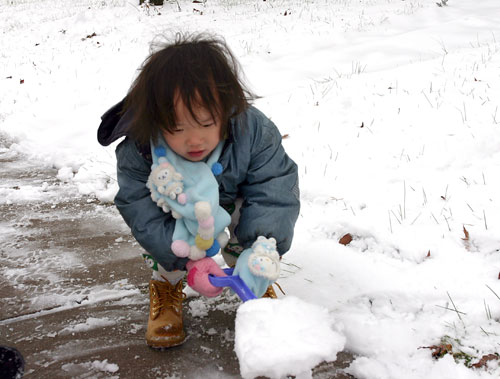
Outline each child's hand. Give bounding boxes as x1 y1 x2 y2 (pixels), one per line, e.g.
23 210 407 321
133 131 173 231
186 257 226 297
233 236 280 298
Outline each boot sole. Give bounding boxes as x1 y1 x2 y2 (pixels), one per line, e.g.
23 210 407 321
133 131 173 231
147 340 185 349
146 334 186 349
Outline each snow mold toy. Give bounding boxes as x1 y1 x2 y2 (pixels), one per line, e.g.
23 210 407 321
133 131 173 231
247 236 280 281
209 267 257 302
209 237 281 301
147 138 231 261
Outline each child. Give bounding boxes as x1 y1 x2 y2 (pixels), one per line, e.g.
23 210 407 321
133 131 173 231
97 33 300 349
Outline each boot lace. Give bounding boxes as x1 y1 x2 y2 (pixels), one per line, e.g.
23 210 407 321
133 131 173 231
151 280 186 319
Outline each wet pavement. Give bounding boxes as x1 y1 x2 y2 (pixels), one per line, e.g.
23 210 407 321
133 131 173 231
0 142 354 378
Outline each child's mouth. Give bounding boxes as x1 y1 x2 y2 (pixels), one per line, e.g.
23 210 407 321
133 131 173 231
188 150 204 158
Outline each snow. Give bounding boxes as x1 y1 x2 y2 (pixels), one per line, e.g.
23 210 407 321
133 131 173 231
189 298 210 317
1 0 500 378
235 297 345 379
62 358 119 374
58 317 116 335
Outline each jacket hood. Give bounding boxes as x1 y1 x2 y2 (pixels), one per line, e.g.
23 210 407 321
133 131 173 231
97 97 132 146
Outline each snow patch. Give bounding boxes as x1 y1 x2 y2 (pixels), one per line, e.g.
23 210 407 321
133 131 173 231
62 359 119 375
235 296 345 379
58 317 116 335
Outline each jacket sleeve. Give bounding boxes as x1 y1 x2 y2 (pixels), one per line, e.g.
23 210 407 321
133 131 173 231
235 115 300 255
114 138 189 271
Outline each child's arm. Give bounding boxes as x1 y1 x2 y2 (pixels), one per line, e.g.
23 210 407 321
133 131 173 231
232 108 300 256
114 138 189 271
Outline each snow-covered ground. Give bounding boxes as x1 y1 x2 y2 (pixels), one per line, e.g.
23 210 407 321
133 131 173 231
1 0 500 378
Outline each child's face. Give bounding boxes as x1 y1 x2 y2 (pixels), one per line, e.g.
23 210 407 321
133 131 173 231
163 96 222 162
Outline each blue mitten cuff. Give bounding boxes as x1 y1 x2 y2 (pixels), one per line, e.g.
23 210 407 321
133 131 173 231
233 236 280 298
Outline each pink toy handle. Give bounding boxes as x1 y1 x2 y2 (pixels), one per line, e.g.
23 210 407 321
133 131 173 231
208 268 257 302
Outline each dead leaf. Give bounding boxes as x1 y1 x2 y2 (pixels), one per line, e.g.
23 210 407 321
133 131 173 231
462 226 469 241
420 344 453 359
426 250 431 258
471 354 499 369
82 32 97 41
339 233 353 245
462 226 472 251
282 134 289 139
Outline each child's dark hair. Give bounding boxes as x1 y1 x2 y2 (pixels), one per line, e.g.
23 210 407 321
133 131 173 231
124 33 256 145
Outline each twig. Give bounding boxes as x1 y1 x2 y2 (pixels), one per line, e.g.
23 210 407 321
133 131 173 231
281 261 301 269
447 292 466 328
484 299 492 320
486 285 500 301
403 181 407 220
480 326 491 336
388 210 393 233
431 213 440 225
391 210 402 224
410 212 422 225
422 90 434 108
443 215 451 231
436 305 467 315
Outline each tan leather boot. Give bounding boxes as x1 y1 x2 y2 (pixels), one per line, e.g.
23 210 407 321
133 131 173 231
262 282 286 299
146 279 186 348
262 285 278 299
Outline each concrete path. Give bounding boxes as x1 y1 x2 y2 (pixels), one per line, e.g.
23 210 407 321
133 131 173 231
0 142 354 378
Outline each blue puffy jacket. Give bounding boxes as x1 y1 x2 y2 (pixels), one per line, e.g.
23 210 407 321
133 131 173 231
98 99 300 272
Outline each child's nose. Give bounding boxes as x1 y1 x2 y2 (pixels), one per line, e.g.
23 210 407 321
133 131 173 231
186 130 203 146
